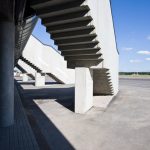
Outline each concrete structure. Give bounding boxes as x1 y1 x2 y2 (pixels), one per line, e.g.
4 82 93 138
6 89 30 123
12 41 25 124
35 73 45 86
86 0 119 95
22 74 29 82
19 36 75 84
75 68 93 113
0 18 14 127
14 78 150 150
0 0 118 127
21 0 118 113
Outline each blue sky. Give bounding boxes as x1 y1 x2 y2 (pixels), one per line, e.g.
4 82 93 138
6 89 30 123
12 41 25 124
32 0 150 72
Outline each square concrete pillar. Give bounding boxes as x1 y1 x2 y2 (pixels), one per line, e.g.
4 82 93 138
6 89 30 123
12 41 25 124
0 20 15 127
22 74 28 82
35 73 45 87
75 67 93 114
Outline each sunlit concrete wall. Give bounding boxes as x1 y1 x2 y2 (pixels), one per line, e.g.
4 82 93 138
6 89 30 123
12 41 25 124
18 58 36 76
86 0 119 95
21 35 75 84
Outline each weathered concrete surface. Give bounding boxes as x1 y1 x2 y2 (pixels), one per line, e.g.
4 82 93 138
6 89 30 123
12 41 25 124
18 78 150 150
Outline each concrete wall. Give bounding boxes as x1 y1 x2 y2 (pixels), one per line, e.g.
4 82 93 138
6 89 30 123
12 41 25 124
86 0 119 95
22 35 75 84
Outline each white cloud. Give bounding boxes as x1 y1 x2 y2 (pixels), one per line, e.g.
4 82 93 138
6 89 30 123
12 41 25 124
145 58 150 61
130 59 142 63
137 50 150 55
147 36 150 40
123 47 133 51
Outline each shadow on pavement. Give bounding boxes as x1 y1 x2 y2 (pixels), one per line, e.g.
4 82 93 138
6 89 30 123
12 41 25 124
16 81 75 150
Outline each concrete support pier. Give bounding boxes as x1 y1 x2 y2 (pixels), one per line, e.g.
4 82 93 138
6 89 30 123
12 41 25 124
75 67 93 114
22 74 28 82
0 20 15 127
35 72 45 87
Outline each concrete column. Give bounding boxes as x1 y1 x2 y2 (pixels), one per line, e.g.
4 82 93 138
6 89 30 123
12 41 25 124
22 74 28 82
0 20 15 127
35 73 45 87
75 67 93 114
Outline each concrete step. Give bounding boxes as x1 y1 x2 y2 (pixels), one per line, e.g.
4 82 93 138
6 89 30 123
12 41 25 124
94 75 111 79
67 58 103 68
94 86 113 91
95 81 112 85
61 48 100 55
58 41 99 50
94 92 113 96
64 54 102 60
30 0 83 9
20 56 42 73
94 85 113 91
23 21 37 30
45 16 93 32
93 68 109 72
94 90 113 94
94 79 112 84
33 0 85 15
54 34 97 44
19 31 32 39
94 73 111 77
94 73 110 77
94 87 113 92
50 26 95 38
18 34 30 41
39 6 89 21
94 77 111 81
21 27 35 35
98 82 112 87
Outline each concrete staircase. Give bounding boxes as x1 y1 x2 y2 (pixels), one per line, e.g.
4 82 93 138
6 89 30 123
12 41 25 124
15 16 38 64
30 0 103 68
20 56 42 73
28 0 113 95
19 56 64 83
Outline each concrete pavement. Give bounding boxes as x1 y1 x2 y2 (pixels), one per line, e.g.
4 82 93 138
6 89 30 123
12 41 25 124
16 78 150 150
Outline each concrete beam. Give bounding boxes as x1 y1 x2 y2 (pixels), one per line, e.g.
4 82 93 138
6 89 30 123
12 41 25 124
75 67 93 113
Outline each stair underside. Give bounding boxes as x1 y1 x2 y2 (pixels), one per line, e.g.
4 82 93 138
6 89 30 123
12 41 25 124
30 0 103 68
50 26 95 38
31 0 85 9
39 6 89 20
29 0 114 95
61 48 100 55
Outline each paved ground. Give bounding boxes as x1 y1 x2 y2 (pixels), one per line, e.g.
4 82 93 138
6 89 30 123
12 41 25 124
16 78 150 150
